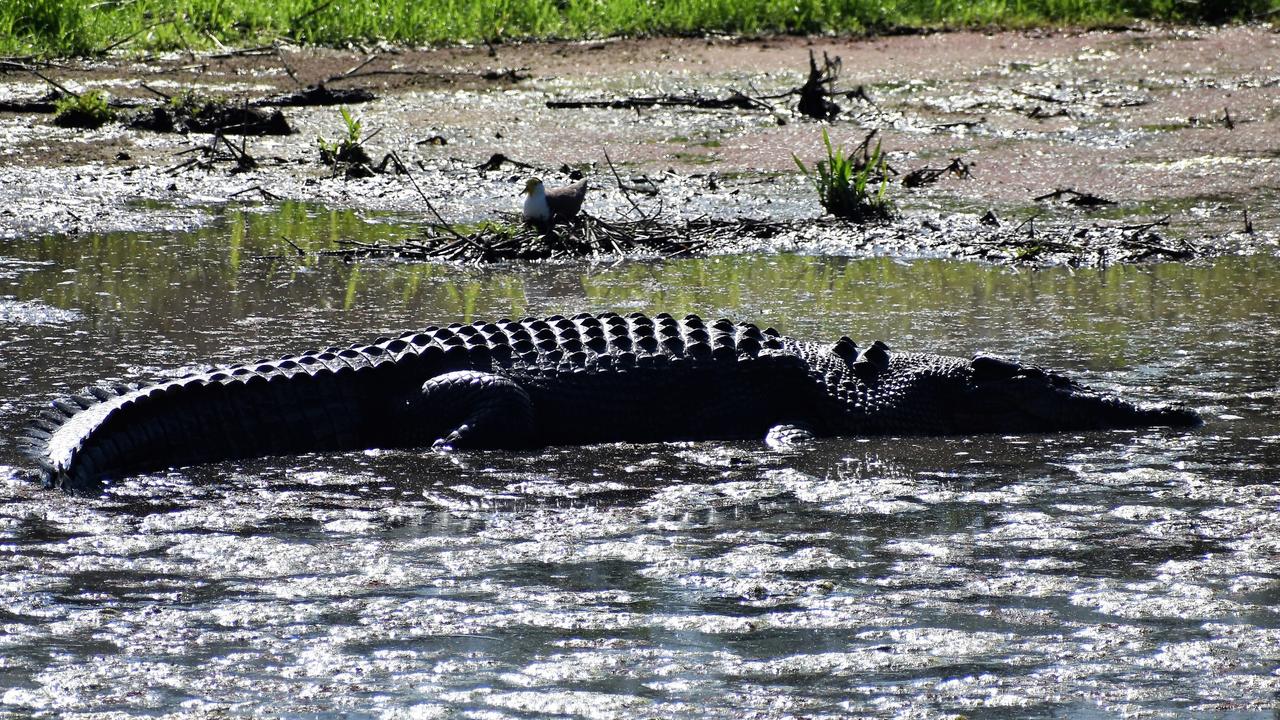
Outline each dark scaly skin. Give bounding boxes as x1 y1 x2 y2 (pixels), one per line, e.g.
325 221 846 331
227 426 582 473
20 312 1200 492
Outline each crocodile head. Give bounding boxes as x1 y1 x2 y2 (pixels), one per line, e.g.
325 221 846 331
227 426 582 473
952 354 1201 433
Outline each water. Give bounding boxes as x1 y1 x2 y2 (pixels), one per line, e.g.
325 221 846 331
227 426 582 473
1 203 1278 718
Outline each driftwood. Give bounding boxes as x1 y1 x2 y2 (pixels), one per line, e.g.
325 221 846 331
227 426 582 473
966 213 1193 263
0 72 148 115
255 209 1202 267
228 185 283 201
1027 105 1071 119
0 94 147 114
207 45 279 59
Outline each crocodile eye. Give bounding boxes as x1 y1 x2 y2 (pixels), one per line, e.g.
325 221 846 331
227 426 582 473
1018 366 1046 380
970 354 1021 381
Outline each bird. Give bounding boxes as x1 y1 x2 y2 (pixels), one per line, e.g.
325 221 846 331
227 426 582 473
521 177 588 228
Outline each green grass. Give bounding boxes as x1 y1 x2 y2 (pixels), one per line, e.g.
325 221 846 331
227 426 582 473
2 0 1276 56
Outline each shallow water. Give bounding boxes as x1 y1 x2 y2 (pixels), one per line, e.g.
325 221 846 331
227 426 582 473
1 204 1278 718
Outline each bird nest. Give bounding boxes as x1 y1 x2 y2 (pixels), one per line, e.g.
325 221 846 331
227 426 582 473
295 214 803 264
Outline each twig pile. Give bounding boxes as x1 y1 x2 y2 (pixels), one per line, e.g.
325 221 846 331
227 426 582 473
419 215 712 261
266 215 809 264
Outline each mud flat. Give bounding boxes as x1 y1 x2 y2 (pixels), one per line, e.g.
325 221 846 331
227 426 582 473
1 25 1276 264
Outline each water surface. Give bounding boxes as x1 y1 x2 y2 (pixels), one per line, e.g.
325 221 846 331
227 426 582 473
1 203 1277 718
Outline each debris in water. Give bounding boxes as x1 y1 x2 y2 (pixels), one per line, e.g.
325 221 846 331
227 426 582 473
1033 188 1116 207
902 157 973 188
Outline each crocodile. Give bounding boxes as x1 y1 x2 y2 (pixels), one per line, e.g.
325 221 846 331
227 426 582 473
20 312 1199 492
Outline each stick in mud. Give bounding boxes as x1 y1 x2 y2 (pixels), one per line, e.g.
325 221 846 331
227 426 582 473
604 150 655 220
902 157 972 188
474 153 537 173
229 185 282 201
546 91 768 111
1033 188 1115 207
797 49 842 121
386 151 473 244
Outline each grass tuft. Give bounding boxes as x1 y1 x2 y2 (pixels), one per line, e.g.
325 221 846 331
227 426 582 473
793 128 893 222
53 89 114 128
317 107 367 162
318 106 375 176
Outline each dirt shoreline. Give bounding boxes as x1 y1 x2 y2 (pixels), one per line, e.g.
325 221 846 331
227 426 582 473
1 26 1276 263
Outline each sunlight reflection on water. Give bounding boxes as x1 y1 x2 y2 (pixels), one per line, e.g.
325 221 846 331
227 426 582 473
0 206 1277 718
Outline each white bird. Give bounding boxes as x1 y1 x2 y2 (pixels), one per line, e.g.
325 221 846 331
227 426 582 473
521 177 588 227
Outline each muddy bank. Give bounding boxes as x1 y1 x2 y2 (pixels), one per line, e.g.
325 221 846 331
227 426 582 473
0 25 1276 263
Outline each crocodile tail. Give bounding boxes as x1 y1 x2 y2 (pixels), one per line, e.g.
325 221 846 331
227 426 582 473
20 339 445 492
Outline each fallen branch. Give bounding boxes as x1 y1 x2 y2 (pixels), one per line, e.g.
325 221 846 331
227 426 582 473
163 126 258 174
387 151 472 244
931 119 983 130
547 90 767 111
98 18 176 54
604 149 655 220
207 45 279 59
1033 188 1115 207
326 67 530 84
902 157 972 188
1017 89 1070 104
229 185 283 201
546 52 857 120
1027 105 1071 119
1102 215 1170 233
0 95 59 113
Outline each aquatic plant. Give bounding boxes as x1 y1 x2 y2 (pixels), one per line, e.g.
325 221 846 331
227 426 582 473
793 127 893 222
317 106 373 175
53 89 114 128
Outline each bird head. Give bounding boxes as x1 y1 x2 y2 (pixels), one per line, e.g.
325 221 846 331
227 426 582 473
521 178 544 196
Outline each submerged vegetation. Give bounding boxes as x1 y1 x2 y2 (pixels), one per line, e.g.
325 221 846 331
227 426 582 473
3 0 1277 56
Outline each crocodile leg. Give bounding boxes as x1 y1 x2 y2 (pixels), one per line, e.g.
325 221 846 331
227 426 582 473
413 371 536 450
